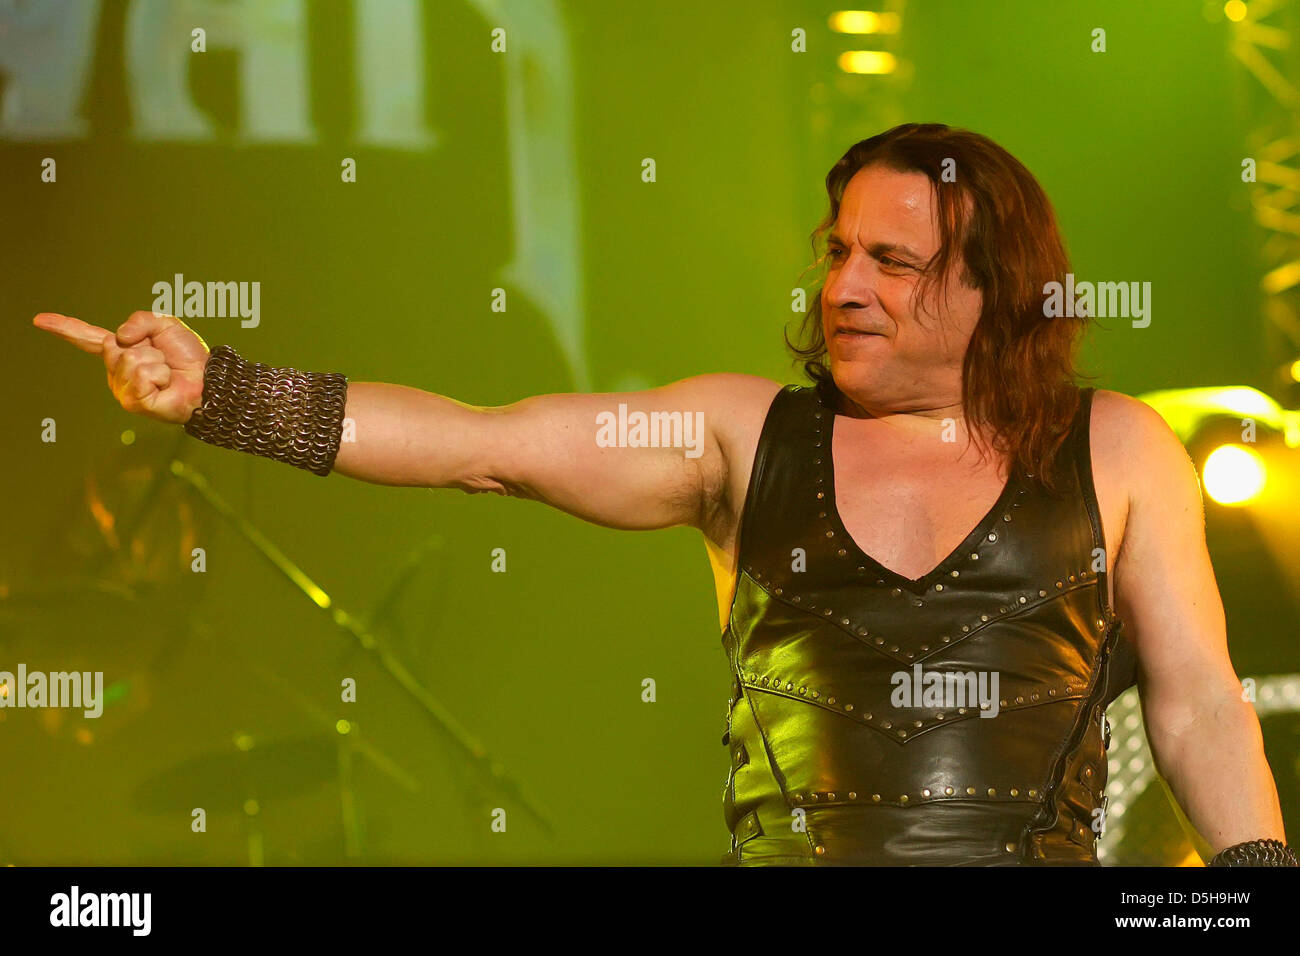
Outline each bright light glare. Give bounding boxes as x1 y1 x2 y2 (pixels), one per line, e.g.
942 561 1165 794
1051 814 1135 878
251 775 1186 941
1202 444 1266 506
829 11 902 34
837 50 897 74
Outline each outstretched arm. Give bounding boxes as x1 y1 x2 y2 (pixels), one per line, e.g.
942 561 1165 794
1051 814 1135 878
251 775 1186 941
33 310 776 541
334 377 738 532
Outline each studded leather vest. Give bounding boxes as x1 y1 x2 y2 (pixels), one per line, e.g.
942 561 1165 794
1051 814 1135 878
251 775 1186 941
720 382 1137 865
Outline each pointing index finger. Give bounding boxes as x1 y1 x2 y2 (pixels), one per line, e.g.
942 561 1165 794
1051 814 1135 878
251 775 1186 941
33 313 114 355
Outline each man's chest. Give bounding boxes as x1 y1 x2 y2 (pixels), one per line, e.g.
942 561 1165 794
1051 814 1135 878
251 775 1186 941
831 427 1127 606
832 437 1008 580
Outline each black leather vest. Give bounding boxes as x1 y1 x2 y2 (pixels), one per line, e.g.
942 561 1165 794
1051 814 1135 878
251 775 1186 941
720 382 1136 865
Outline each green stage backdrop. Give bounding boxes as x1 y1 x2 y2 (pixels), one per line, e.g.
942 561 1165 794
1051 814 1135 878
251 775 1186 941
1 0 1297 864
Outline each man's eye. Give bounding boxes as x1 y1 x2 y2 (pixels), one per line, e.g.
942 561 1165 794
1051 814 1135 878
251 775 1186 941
827 246 846 260
880 257 911 270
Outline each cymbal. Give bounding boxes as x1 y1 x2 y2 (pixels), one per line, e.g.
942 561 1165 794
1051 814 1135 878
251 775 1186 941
132 735 340 815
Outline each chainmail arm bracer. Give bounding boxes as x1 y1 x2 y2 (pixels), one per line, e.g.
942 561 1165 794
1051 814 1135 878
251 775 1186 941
1209 838 1297 867
183 344 349 476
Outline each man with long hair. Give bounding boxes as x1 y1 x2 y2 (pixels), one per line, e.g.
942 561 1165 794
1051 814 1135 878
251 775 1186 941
35 123 1294 866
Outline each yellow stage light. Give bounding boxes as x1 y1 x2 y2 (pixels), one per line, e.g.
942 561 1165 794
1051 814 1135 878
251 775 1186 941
1224 1 1248 23
829 11 902 35
1202 444 1267 506
838 50 897 75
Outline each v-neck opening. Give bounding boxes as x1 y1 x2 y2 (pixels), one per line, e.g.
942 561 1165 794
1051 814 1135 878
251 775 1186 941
823 399 1016 593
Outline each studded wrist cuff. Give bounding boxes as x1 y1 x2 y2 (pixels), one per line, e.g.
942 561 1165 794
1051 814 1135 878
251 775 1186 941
183 344 348 477
1208 839 1297 867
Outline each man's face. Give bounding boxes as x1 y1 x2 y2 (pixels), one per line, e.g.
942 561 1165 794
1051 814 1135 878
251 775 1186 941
820 164 983 413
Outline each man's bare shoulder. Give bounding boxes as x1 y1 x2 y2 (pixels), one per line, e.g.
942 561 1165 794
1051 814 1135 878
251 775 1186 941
667 372 785 407
1089 387 1200 497
1091 389 1192 460
664 374 784 542
664 372 785 443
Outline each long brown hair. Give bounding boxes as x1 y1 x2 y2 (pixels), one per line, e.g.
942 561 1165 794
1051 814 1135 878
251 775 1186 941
787 123 1091 491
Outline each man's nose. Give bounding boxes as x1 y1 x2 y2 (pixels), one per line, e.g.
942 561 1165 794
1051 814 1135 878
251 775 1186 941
825 255 879 309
